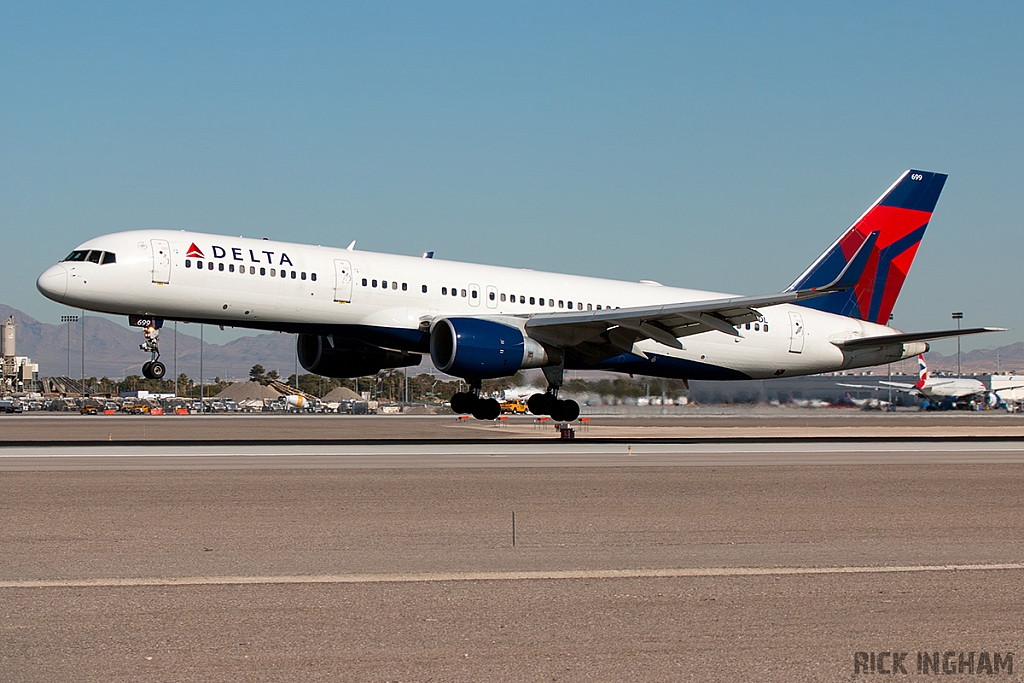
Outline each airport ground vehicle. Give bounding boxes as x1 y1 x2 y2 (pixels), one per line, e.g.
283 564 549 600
500 399 528 414
38 169 1000 422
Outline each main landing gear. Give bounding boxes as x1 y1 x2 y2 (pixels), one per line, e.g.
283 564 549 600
528 363 580 423
140 324 166 380
527 392 580 423
450 381 502 421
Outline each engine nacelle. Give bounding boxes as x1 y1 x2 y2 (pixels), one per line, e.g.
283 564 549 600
430 318 558 379
296 334 421 378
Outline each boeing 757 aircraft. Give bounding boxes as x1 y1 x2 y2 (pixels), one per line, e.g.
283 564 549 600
36 169 1001 421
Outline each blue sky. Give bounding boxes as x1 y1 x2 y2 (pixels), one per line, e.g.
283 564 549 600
2 2 1021 351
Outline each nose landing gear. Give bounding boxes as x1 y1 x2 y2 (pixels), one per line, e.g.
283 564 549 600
140 324 166 380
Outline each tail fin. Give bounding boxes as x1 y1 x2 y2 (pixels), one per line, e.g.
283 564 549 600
787 170 947 324
916 354 928 389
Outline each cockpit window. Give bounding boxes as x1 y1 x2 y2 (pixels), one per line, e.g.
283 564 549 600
62 250 117 264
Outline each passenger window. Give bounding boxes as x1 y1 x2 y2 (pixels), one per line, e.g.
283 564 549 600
520 295 525 303
311 273 317 281
578 303 583 310
422 285 428 293
301 272 306 280
567 301 573 309
219 263 225 272
596 305 601 310
745 323 751 330
472 290 478 298
208 262 214 270
101 252 116 265
402 282 407 291
764 324 769 332
500 293 506 302
270 268 276 277
529 297 535 305
260 267 266 276
538 298 544 306
510 293 515 302
488 291 495 300
461 289 467 297
185 260 192 268
587 304 592 310
372 280 378 288
441 287 447 295
230 264 235 273
754 322 760 331
247 266 254 274
559 300 564 308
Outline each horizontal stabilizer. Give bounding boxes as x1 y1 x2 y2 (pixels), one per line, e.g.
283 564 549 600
832 327 1005 349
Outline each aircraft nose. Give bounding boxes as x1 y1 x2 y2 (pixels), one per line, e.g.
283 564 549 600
36 264 68 303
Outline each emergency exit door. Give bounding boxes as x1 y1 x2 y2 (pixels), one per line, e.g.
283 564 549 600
151 240 171 284
333 259 353 303
788 312 805 353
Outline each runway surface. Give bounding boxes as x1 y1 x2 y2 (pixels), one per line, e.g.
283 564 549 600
2 436 1023 681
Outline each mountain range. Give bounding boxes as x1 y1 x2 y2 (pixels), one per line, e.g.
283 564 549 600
2 303 1020 381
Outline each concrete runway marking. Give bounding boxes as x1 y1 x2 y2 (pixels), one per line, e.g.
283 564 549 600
4 563 1024 589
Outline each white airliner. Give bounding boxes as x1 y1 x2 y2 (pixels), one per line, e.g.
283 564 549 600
841 355 1024 408
36 169 1001 421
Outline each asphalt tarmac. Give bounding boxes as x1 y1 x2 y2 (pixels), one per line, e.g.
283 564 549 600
2 422 1023 681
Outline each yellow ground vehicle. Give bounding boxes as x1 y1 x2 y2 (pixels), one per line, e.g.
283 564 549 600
500 399 528 414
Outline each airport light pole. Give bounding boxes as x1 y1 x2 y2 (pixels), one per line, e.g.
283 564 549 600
81 310 85 400
61 315 77 378
952 312 963 378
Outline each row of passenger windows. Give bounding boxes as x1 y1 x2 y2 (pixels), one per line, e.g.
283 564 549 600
740 322 769 332
185 259 316 281
359 278 615 310
63 250 116 265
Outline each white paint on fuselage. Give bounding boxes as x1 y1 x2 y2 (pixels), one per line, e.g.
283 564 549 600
38 230 912 380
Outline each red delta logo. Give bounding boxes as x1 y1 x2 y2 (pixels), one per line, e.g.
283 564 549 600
186 243 205 258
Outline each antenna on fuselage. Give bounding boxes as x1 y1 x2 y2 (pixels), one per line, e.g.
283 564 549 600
423 251 434 259
346 241 356 251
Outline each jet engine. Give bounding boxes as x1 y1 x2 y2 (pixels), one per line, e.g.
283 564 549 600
296 334 421 378
429 318 559 379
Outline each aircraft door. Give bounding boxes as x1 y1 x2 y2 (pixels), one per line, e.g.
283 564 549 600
151 240 171 284
788 311 805 353
485 285 498 309
333 259 353 303
469 283 481 307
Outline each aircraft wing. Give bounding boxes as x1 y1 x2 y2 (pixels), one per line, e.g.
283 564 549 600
837 382 918 395
524 234 880 353
831 327 1006 349
526 287 838 351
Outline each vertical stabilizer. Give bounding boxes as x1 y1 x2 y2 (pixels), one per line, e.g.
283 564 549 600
788 170 947 324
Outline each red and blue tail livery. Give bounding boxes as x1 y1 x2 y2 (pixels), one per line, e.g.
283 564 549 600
787 169 947 325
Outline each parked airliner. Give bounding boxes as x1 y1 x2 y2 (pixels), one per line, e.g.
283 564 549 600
36 169 1000 421
840 355 1024 409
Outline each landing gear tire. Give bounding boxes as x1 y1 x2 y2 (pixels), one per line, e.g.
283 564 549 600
148 361 166 380
142 361 153 379
528 393 557 416
555 399 580 422
450 392 474 414
549 399 580 422
472 398 501 421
